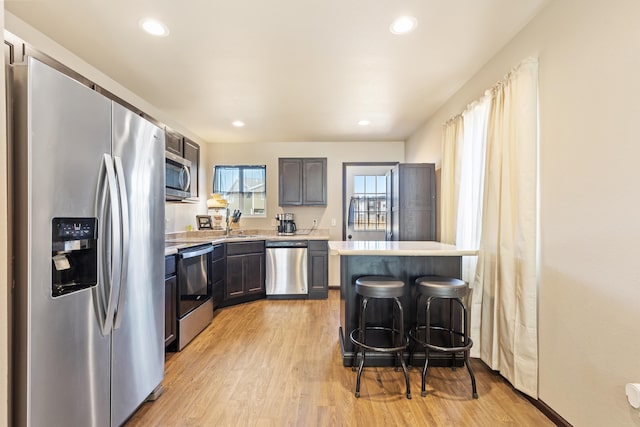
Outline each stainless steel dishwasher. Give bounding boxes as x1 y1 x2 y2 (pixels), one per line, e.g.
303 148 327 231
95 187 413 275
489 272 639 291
265 240 308 296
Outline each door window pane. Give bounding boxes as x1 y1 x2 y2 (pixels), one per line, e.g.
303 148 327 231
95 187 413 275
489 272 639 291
352 175 387 230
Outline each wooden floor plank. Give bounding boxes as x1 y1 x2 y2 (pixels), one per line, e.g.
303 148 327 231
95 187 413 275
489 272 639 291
126 290 553 426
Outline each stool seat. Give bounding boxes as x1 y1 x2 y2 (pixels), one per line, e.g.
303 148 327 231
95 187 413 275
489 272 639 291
355 275 405 298
415 276 468 299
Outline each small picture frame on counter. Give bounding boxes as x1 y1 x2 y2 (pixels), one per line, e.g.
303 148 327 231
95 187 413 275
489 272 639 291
196 215 213 230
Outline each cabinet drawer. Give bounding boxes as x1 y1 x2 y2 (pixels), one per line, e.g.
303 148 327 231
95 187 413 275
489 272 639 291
165 254 176 277
226 241 264 256
212 243 225 261
308 240 327 251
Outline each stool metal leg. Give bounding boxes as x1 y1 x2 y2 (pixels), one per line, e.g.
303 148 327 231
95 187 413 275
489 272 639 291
392 299 399 371
394 297 411 399
354 297 369 398
460 299 478 399
409 293 421 369
449 299 456 370
421 297 433 397
351 296 364 372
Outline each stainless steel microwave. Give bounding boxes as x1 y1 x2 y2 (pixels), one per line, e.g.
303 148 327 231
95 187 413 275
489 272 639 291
165 151 192 201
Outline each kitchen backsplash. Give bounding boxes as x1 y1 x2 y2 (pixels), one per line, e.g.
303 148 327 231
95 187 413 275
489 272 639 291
165 200 206 232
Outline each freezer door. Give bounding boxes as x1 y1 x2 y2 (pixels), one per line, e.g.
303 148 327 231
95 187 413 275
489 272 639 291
110 102 166 426
12 57 112 426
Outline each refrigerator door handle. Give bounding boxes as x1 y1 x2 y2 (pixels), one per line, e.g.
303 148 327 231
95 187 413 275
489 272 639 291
94 154 110 334
113 156 129 330
102 153 123 335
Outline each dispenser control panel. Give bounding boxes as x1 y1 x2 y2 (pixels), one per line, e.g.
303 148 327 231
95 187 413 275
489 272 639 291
52 217 97 241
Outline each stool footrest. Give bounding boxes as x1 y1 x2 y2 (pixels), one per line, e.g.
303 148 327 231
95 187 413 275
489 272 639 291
409 326 473 353
350 327 409 353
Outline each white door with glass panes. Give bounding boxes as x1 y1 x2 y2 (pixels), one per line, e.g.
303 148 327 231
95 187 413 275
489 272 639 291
343 164 396 241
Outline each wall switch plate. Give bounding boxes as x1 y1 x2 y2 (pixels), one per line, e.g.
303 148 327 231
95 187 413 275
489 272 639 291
626 383 640 409
331 218 336 226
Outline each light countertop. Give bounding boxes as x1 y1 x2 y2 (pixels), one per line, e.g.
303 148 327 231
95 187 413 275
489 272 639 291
327 240 478 257
165 229 330 256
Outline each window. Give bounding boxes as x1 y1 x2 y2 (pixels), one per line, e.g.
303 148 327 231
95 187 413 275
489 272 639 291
351 175 386 230
213 165 266 217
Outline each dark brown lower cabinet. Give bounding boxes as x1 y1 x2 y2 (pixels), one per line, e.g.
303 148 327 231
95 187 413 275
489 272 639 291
210 243 226 309
222 241 265 306
164 255 177 348
308 240 328 299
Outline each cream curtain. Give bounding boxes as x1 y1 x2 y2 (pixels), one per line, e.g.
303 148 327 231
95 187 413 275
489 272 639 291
440 115 464 245
458 100 489 287
473 58 539 398
441 58 539 398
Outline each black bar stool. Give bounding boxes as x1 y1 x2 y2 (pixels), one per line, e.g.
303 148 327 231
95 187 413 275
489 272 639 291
349 275 411 399
408 276 477 398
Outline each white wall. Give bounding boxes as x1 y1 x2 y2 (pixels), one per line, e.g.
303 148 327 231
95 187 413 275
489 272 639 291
405 1 640 425
1 3 10 425
206 141 404 285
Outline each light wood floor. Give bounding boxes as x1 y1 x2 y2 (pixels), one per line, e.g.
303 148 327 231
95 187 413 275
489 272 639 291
126 290 553 426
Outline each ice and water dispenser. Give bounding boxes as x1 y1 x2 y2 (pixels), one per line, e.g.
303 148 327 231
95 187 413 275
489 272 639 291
51 217 98 297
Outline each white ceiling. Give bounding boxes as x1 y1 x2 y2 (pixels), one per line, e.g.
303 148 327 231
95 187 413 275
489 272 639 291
5 0 548 143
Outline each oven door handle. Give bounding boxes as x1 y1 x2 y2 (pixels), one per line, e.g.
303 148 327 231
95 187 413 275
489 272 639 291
179 245 214 260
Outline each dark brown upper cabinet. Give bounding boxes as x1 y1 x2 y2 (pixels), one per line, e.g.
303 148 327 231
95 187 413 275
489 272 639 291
183 138 200 199
165 129 183 156
278 158 327 206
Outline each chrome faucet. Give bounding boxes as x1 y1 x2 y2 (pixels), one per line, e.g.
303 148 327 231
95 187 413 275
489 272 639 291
225 208 230 236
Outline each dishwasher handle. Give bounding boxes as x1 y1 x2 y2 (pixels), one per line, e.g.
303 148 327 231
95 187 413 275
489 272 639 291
265 240 308 248
178 244 214 259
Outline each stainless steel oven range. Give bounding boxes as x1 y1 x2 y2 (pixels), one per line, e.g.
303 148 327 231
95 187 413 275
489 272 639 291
176 244 214 350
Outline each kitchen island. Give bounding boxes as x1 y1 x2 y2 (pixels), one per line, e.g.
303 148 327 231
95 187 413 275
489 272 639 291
328 240 477 367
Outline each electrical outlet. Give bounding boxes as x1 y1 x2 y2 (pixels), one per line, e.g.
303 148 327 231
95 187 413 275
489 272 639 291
312 219 318 227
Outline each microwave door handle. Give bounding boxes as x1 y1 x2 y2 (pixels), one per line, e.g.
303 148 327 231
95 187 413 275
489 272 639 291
112 156 129 330
180 164 191 192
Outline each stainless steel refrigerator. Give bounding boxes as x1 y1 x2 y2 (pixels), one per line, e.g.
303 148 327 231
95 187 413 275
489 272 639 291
12 57 165 426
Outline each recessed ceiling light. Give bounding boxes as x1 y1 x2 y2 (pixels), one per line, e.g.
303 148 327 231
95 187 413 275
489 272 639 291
139 18 169 37
390 16 418 35
232 120 245 128
358 120 371 126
